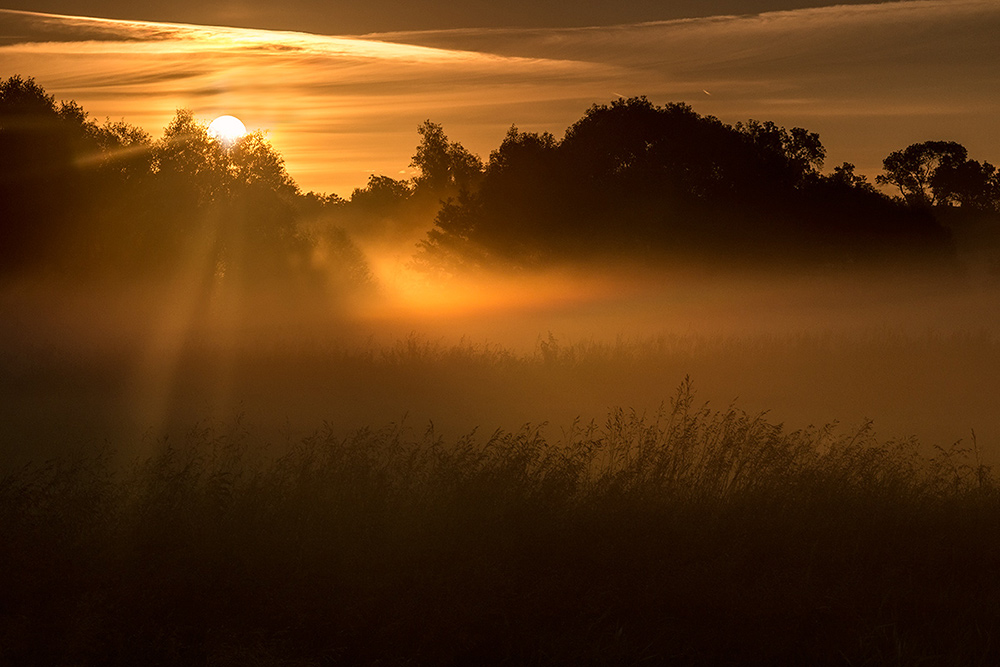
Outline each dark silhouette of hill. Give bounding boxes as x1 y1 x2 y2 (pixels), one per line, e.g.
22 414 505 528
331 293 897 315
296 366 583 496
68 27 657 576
414 98 973 274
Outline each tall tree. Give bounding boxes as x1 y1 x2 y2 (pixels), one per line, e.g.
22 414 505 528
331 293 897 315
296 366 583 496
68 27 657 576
148 109 310 285
0 75 100 270
931 158 999 211
735 119 826 188
410 120 483 195
876 141 968 207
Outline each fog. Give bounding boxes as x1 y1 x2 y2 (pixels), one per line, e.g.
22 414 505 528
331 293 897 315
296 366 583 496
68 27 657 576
4 254 997 470
4 75 998 474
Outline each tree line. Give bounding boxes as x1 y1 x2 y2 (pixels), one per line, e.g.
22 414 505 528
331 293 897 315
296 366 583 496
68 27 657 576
0 76 372 290
414 98 999 272
2 76 998 287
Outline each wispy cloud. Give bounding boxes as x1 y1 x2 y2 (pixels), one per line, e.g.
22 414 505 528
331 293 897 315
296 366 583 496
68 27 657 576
1 9 627 194
2 1 998 195
365 0 1000 171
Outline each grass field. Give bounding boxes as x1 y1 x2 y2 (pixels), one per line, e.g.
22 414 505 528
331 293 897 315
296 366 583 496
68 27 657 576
3 268 999 465
2 270 1000 665
3 379 999 665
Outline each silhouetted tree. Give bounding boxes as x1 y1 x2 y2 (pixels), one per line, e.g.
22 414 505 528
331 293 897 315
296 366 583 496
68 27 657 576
329 174 413 242
829 162 876 192
229 131 298 195
71 119 155 274
413 191 496 274
334 121 484 247
736 120 825 187
415 98 953 272
0 79 374 292
350 174 413 210
413 126 558 273
871 142 1000 276
560 98 738 201
153 109 229 208
876 141 968 207
0 75 101 271
931 157 999 211
144 109 315 287
410 120 483 195
90 119 153 182
488 126 559 175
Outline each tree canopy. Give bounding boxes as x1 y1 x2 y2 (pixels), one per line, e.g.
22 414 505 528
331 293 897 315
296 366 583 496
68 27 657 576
877 140 999 212
3 78 996 286
410 120 483 195
415 97 952 272
0 76 371 293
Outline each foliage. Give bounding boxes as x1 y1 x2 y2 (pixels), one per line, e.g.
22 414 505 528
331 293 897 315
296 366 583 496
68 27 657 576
734 118 826 187
350 173 414 209
877 141 970 207
145 110 311 285
932 155 1000 211
0 75 101 269
876 140 1000 212
410 119 484 195
321 121 484 246
416 97 953 272
829 161 875 191
0 76 372 294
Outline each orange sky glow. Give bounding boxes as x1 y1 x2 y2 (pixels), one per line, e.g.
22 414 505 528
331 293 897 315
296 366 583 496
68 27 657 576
2 0 998 197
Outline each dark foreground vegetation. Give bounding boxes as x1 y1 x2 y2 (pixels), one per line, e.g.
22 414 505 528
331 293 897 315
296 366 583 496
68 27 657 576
3 382 999 666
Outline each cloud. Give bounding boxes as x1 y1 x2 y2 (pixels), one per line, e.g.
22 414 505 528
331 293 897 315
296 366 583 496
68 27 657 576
1 1 998 195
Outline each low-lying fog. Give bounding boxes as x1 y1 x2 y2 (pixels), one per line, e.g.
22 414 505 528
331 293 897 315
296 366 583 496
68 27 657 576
3 262 997 468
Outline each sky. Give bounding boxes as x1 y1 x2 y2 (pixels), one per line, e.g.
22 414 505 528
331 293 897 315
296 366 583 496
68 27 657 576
1 0 906 33
1 0 998 196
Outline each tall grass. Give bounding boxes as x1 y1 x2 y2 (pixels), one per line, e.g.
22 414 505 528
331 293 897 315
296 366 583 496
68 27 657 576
2 381 999 666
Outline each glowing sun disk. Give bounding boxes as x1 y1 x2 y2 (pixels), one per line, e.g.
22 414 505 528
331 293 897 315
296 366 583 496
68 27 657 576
208 115 247 146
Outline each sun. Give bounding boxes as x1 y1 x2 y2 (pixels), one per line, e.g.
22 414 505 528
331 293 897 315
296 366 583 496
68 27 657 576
208 115 247 147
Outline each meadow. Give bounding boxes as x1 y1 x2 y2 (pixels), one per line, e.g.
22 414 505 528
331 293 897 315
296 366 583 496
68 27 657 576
2 378 998 666
2 268 1000 665
3 264 998 464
